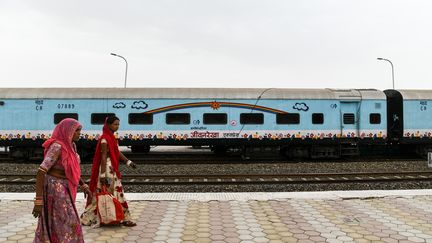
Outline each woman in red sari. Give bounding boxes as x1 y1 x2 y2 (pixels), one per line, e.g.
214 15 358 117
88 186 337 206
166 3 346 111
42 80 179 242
32 118 90 243
81 116 137 227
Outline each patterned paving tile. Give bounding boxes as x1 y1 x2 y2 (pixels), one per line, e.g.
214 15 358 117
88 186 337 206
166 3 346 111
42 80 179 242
2 195 432 242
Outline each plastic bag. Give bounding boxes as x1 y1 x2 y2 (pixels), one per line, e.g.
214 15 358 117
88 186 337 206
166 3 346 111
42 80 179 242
96 185 125 225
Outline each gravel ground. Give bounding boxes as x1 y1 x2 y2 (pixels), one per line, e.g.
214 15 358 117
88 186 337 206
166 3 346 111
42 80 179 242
1 159 432 192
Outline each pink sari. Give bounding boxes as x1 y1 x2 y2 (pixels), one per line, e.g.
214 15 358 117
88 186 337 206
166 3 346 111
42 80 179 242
34 118 84 243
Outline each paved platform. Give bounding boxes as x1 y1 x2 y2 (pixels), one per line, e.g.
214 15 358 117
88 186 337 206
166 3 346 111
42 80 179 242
1 190 432 243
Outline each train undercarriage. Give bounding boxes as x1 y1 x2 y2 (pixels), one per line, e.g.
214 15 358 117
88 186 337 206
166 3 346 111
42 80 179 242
2 140 432 162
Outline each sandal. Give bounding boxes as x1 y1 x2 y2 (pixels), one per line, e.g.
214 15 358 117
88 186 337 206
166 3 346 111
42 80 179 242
122 221 137 227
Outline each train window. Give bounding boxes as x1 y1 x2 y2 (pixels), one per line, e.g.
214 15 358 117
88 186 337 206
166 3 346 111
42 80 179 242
166 113 190 124
129 113 153 125
370 113 381 124
203 113 227 125
312 113 324 124
240 113 264 124
343 113 355 124
54 113 78 124
91 113 115 125
276 113 300 124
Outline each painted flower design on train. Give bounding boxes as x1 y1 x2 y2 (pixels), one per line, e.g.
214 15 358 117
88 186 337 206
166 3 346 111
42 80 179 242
0 130 394 141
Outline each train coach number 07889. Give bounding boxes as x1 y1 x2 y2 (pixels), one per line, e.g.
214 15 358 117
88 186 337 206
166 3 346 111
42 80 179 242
57 104 75 109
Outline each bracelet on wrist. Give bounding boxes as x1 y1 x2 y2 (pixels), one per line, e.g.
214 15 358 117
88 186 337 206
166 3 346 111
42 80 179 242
38 167 47 174
34 199 43 205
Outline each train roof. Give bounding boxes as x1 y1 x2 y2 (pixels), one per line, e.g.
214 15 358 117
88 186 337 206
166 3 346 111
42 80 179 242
397 90 432 100
0 88 386 100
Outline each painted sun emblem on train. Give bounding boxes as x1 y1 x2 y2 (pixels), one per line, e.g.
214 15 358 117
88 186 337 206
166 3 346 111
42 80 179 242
210 101 221 110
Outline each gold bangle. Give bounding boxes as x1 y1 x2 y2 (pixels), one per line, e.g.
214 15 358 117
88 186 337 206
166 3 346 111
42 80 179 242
38 167 47 173
34 200 43 205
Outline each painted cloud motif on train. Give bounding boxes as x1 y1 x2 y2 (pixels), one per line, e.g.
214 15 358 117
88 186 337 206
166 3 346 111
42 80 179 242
293 102 309 111
113 102 126 109
131 101 148 109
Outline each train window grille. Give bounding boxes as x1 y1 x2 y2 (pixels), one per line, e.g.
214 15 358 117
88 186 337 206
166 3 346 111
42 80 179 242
369 113 381 124
240 113 264 124
166 113 190 124
276 113 300 124
91 113 115 125
312 113 324 124
203 113 227 125
129 113 153 125
54 113 79 124
343 113 355 124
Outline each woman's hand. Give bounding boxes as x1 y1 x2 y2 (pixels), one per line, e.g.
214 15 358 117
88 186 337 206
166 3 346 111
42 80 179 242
130 162 137 169
127 160 137 169
32 205 43 218
81 184 92 200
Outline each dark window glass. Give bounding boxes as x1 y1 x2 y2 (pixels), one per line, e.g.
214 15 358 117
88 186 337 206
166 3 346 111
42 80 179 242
276 113 300 124
240 113 264 124
343 113 355 124
312 113 324 124
203 113 227 125
54 113 78 124
91 113 115 125
370 113 381 124
129 113 153 124
166 113 190 124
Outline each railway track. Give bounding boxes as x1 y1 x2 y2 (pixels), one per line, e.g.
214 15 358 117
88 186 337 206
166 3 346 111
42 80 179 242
1 171 431 185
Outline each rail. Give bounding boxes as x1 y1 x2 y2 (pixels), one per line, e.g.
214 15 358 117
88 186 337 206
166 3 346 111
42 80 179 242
1 171 431 185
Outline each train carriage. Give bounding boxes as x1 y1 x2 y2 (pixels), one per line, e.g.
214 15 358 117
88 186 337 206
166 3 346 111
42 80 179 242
0 88 390 159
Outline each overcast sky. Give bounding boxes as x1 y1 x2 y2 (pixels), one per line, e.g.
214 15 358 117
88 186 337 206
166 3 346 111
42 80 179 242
1 0 431 90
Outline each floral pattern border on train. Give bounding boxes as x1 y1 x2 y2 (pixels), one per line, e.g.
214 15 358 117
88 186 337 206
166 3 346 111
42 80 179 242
0 131 394 141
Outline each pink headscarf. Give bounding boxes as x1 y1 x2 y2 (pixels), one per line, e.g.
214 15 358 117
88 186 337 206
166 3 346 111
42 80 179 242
42 118 82 202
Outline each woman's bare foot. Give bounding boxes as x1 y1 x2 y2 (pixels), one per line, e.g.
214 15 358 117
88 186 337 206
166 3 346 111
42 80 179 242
122 221 137 227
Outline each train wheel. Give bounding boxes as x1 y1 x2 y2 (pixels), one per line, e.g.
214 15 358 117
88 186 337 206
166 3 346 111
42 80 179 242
131 145 150 153
9 146 30 161
416 145 432 159
212 145 227 155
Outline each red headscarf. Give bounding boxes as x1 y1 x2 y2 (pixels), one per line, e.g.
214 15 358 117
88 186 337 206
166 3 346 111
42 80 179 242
89 118 121 194
42 118 82 202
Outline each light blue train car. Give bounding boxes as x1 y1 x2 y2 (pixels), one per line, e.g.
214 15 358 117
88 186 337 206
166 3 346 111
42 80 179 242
0 88 388 159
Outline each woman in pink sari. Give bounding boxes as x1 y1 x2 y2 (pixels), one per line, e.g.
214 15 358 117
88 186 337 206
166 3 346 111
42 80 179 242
32 118 90 243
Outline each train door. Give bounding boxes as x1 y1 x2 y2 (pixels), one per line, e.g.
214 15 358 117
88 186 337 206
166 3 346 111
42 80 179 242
0 100 4 147
384 90 403 141
340 101 360 137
